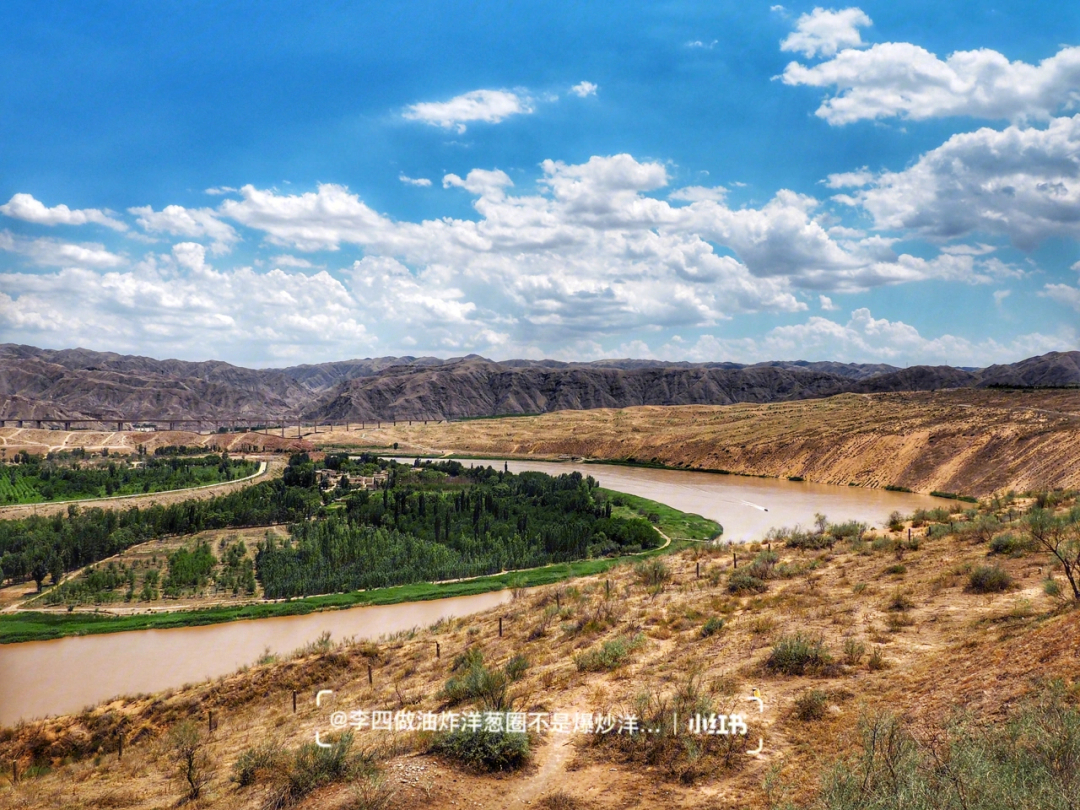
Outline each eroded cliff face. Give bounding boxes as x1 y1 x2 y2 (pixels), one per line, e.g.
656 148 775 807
354 389 1080 496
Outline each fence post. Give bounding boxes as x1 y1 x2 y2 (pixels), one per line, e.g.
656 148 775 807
436 641 440 659
733 552 738 569
292 691 297 713
696 562 700 579
498 617 503 637
118 731 123 760
368 665 373 685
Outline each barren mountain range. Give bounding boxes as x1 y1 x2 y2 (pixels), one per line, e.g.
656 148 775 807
1 343 1077 424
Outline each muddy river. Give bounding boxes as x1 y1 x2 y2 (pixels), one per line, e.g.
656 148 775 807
2 460 950 724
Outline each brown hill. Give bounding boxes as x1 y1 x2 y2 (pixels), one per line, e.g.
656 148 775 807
2 344 1077 424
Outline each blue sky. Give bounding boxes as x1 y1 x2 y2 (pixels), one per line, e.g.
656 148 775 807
1 1 1079 367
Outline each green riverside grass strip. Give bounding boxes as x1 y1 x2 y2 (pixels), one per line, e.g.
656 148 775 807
0 489 720 644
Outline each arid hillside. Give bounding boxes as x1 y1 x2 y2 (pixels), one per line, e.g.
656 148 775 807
1 493 1077 810
316 389 1080 497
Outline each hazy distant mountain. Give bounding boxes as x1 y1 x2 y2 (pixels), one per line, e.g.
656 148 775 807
0 344 1076 424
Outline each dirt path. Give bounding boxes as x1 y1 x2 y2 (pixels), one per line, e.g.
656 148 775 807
508 733 577 806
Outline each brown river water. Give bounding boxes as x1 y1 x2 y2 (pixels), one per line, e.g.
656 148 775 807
2 460 950 725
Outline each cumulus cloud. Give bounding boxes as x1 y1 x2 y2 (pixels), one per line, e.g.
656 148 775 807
3 152 1057 363
824 168 873 188
838 116 1080 250
780 7 872 59
403 89 533 133
819 294 839 310
398 174 433 187
663 310 1075 366
0 230 124 268
570 81 598 97
129 204 240 255
783 41 1080 125
1042 283 1080 311
0 250 372 363
0 193 127 231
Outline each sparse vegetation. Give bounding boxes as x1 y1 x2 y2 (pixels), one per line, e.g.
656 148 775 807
966 565 1014 593
766 633 832 676
574 633 646 671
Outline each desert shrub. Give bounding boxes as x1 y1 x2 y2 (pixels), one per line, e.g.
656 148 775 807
441 651 510 711
1044 578 1062 597
351 774 397 810
164 720 216 802
635 558 672 593
886 591 915 611
537 793 588 810
431 728 529 772
574 633 645 672
746 550 779 580
233 739 286 787
884 563 907 576
504 654 529 682
842 638 866 666
793 689 829 722
804 686 1080 810
591 673 750 782
786 528 835 550
829 520 867 540
728 571 768 595
989 533 1033 556
867 647 888 671
766 633 832 676
701 617 725 638
887 511 905 532
966 565 1014 594
269 733 364 808
871 536 897 553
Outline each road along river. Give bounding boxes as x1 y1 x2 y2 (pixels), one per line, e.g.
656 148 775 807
2 461 950 724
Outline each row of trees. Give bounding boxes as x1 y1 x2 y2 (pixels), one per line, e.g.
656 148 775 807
0 455 320 590
255 463 660 597
0 452 257 504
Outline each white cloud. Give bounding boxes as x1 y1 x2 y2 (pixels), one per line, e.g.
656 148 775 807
663 309 1075 366
780 7 872 59
1042 283 1080 311
783 41 1080 125
0 230 124 268
129 204 240 255
686 40 717 50
269 254 315 269
204 186 239 196
5 152 1060 363
819 294 839 310
0 193 127 231
669 186 727 203
993 289 1012 307
442 168 514 198
403 89 533 133
570 81 598 97
398 174 433 187
824 167 873 188
840 116 1080 250
940 243 997 256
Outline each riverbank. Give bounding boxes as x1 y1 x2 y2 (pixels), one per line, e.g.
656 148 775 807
0 488 719 644
2 489 1076 810
308 389 1080 497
